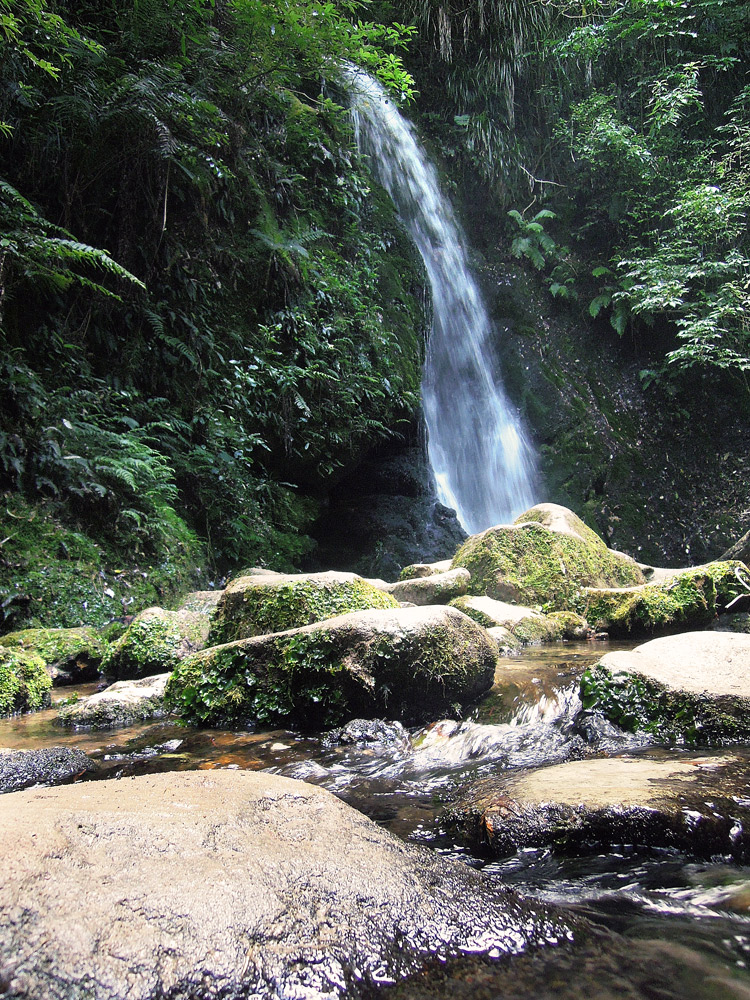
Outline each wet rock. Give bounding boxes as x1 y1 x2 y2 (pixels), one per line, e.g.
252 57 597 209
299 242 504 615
584 560 749 636
487 626 522 654
58 673 170 729
0 746 95 793
325 717 411 750
580 632 750 743
712 611 750 634
0 646 51 717
104 607 212 681
167 606 498 728
445 752 750 860
450 597 587 645
452 504 644 609
210 570 398 644
388 567 471 605
0 770 577 1000
411 719 582 771
0 626 108 684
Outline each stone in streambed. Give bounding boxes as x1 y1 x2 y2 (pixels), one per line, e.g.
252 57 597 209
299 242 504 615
580 631 750 743
103 606 212 680
445 752 750 860
0 625 108 684
0 645 51 716
167 605 498 728
58 673 170 729
398 559 453 579
387 567 470 605
210 570 398 644
0 746 95 794
450 596 587 644
452 503 644 608
0 770 578 1000
583 560 749 636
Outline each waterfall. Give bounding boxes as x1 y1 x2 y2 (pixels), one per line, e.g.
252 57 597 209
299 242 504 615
346 70 538 535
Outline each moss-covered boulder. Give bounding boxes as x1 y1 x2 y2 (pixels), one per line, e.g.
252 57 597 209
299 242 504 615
59 674 170 729
104 607 211 681
451 505 644 608
209 571 399 645
175 590 223 617
388 568 470 606
0 626 108 685
0 646 52 716
450 596 587 644
580 632 750 744
167 606 498 728
584 561 748 637
398 560 452 581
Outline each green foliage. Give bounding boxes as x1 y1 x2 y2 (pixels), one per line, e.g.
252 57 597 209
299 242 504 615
0 644 52 715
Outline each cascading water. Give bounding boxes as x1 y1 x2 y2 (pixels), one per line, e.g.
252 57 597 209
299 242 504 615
346 69 538 534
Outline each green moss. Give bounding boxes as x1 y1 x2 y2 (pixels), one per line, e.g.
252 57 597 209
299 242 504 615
545 610 589 638
452 522 643 609
0 645 52 716
584 568 736 636
209 575 399 644
0 626 108 678
103 607 210 680
448 596 497 629
0 495 206 632
511 615 562 645
580 663 750 745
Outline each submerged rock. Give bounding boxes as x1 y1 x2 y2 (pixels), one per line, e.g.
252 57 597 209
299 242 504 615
446 753 750 860
452 504 644 608
167 605 498 728
103 606 212 680
0 746 95 793
209 570 398 644
58 673 171 729
388 567 471 605
0 645 51 716
584 560 749 636
580 632 750 743
0 770 578 1000
0 626 108 684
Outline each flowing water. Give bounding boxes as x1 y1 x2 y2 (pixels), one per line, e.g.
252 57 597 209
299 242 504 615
346 70 538 534
5 641 750 996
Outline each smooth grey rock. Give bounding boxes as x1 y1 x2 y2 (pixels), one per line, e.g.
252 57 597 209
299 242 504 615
388 567 471 605
58 673 170 729
0 770 577 1000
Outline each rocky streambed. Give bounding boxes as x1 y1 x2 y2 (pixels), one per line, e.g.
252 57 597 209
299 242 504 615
2 504 750 999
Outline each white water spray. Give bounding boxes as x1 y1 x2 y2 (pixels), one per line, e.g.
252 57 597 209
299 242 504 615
347 70 538 534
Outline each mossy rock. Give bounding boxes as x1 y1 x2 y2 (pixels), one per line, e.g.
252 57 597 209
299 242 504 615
584 562 747 637
580 632 750 744
0 627 108 685
545 610 589 639
452 505 644 609
513 502 605 547
398 560 452 581
104 607 211 681
209 571 399 645
388 569 470 606
58 674 170 729
0 646 52 716
167 606 498 729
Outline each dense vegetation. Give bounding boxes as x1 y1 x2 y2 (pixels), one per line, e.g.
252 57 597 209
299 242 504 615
2 0 749 628
0 0 426 625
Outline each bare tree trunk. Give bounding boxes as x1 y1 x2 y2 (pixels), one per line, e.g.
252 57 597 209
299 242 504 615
721 528 750 564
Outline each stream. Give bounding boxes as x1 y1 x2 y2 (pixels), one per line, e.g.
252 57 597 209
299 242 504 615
5 640 750 996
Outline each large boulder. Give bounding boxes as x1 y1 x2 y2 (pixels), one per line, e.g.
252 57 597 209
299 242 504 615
445 753 750 860
209 570 398 644
167 605 498 728
451 504 644 608
580 631 750 743
58 673 171 729
583 560 750 636
449 596 588 644
0 645 51 716
0 626 108 684
388 567 471 605
0 770 577 1000
103 607 212 680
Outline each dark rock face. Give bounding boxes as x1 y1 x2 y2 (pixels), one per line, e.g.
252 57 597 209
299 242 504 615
445 754 750 861
325 717 411 750
0 746 95 794
0 770 579 1000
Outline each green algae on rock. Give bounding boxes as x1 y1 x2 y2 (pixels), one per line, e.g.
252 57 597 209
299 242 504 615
0 646 52 716
59 674 171 729
209 571 399 645
449 595 587 645
104 607 211 680
580 632 750 744
584 561 749 636
167 605 498 728
388 568 470 606
451 505 644 609
0 626 108 685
